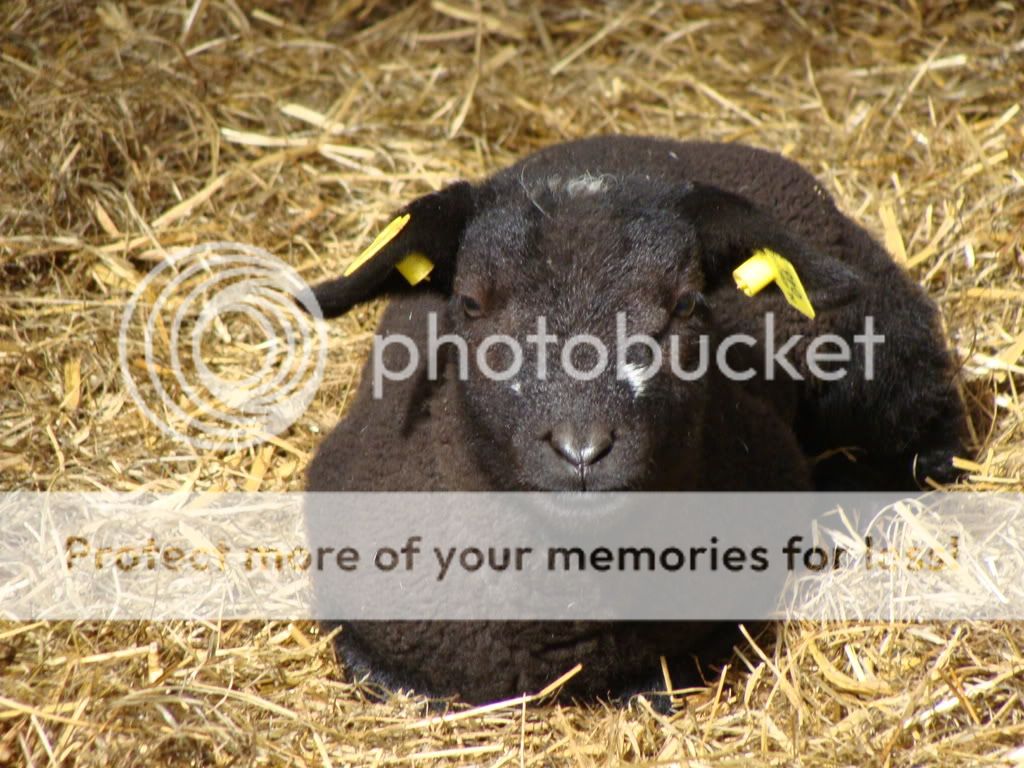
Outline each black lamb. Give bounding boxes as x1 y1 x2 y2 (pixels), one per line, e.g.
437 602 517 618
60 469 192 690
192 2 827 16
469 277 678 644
305 135 968 704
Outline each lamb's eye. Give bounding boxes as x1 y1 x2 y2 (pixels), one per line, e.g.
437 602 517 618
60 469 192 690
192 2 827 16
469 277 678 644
673 291 703 318
459 295 484 318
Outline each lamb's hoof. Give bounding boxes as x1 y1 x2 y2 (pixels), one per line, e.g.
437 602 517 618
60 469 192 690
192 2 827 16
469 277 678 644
913 447 965 487
619 673 681 715
636 691 678 715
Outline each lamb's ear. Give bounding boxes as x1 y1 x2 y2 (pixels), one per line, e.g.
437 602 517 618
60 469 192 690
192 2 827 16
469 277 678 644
309 181 475 318
678 183 860 305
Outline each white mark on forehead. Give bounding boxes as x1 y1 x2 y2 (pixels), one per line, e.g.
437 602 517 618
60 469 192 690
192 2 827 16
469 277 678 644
530 172 613 209
564 172 611 197
621 362 651 399
508 380 523 396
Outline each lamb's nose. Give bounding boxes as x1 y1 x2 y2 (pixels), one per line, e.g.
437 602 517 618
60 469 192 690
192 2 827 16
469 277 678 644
549 422 614 468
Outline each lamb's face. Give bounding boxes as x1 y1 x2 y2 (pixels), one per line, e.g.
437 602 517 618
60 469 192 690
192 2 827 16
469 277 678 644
448 178 712 491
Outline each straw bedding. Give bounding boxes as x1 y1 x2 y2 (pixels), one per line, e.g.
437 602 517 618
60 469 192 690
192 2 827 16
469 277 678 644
1 1 1023 764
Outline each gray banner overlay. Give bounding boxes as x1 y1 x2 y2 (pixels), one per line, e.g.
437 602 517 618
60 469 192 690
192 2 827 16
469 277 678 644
2 492 1021 620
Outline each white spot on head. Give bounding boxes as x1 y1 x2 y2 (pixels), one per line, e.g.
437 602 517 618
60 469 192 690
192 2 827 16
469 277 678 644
508 380 523 396
563 172 612 197
620 362 650 398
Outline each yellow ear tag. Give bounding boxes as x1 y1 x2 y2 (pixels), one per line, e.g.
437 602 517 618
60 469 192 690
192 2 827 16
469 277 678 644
733 248 816 319
343 214 435 286
395 251 434 285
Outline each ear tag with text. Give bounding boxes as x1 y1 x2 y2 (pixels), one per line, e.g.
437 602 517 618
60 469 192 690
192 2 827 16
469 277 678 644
733 248 816 319
343 213 435 286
